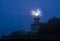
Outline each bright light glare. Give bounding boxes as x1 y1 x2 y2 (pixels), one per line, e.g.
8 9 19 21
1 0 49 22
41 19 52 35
32 9 41 16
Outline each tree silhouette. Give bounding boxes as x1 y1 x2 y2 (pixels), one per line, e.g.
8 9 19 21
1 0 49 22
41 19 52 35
39 17 60 38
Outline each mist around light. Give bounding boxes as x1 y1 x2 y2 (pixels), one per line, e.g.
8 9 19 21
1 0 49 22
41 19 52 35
31 9 42 17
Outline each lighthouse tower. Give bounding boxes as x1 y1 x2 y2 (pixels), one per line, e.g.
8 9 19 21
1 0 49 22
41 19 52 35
31 9 41 33
31 16 40 33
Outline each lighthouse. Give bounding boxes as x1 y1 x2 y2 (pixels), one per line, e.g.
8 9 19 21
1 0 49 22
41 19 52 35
31 9 41 33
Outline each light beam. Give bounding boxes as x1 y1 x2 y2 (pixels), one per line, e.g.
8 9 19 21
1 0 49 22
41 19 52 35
31 9 41 17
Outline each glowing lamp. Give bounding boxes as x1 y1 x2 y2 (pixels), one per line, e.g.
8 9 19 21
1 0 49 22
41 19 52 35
32 9 41 17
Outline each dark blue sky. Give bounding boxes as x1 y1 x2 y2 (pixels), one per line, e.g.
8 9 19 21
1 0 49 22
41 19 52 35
0 0 60 37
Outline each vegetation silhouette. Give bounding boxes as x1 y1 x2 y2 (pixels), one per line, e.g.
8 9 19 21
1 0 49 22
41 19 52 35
1 17 60 39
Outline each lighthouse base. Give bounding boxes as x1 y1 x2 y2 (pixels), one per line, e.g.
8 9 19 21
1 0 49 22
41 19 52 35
31 24 40 34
